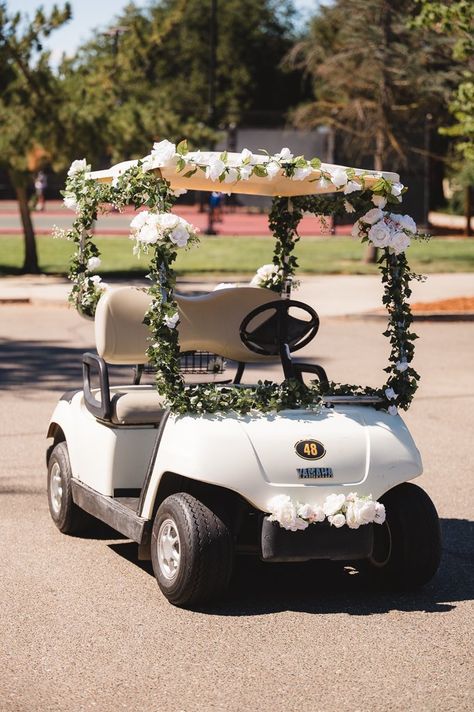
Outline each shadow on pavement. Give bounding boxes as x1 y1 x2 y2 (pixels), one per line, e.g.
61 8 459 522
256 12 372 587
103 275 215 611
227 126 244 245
0 337 132 392
108 517 473 616
0 337 87 391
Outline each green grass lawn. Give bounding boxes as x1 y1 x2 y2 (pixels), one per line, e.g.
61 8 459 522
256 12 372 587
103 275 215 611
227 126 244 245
1 234 474 276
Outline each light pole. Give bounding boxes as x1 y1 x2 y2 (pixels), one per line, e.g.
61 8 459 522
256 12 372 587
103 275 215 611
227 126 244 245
205 0 218 235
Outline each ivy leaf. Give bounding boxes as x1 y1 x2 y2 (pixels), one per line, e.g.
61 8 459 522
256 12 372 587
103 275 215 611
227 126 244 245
253 165 268 178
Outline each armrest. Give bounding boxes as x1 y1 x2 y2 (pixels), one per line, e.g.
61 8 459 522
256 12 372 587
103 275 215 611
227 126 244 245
82 352 112 420
293 362 329 389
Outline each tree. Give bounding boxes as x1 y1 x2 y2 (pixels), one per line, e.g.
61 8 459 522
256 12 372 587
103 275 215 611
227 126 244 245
414 0 474 234
0 3 72 273
63 0 306 164
286 0 457 259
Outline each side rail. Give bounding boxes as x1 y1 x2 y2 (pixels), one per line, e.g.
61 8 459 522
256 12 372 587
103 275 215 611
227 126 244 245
82 352 112 421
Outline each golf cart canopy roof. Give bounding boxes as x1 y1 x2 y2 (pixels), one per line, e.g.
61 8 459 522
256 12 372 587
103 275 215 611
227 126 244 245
88 150 400 198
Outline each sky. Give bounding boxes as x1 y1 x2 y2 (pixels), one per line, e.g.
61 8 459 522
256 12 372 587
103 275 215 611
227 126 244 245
6 0 319 64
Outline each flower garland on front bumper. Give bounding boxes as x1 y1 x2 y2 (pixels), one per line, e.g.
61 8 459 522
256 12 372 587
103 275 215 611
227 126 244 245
59 141 425 415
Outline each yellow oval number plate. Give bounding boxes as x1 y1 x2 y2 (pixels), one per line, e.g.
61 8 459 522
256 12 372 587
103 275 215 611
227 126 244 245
295 439 326 460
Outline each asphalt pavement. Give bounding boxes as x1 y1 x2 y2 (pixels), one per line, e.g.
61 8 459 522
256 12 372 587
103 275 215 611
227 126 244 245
0 290 473 711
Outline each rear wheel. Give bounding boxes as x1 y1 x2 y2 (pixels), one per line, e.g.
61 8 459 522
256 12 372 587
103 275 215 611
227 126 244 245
151 492 233 607
366 482 441 589
47 442 90 535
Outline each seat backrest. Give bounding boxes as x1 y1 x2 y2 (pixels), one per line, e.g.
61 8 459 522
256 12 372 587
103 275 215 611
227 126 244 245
94 286 279 365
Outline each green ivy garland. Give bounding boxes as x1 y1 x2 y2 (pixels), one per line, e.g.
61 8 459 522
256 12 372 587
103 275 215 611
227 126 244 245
59 148 424 416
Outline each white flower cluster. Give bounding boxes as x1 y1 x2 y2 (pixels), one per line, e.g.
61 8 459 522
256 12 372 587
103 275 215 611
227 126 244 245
145 140 401 195
352 208 417 255
250 263 282 289
267 492 386 531
129 210 198 250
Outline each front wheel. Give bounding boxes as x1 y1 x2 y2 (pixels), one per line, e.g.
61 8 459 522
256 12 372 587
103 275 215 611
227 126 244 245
151 493 233 607
366 482 441 589
47 442 90 535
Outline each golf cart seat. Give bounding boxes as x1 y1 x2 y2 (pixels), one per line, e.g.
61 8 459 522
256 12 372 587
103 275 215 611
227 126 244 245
83 285 286 424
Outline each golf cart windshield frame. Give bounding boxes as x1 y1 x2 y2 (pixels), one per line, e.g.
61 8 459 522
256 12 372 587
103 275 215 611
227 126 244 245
60 142 422 415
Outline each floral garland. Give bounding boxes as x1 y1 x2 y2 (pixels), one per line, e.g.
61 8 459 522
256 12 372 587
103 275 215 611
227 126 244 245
267 492 386 531
59 140 424 416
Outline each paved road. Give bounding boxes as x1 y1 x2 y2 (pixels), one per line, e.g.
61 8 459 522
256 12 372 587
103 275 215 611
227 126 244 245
0 302 473 711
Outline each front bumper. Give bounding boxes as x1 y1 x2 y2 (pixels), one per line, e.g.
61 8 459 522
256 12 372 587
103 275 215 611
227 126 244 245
261 519 374 562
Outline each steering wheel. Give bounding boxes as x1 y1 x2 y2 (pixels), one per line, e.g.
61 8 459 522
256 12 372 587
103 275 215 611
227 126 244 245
240 299 320 356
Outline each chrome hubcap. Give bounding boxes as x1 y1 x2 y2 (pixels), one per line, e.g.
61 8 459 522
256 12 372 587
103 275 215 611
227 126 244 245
50 462 63 515
157 518 181 580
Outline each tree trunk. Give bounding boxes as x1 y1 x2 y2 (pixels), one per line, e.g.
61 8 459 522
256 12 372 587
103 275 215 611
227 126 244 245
465 186 472 238
10 172 40 274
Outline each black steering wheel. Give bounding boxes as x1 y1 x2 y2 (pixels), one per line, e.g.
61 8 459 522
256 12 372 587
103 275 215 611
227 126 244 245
240 299 320 356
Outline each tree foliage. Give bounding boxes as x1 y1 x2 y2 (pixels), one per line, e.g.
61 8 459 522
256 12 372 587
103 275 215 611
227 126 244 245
414 0 474 171
286 0 457 171
0 2 72 272
62 0 305 163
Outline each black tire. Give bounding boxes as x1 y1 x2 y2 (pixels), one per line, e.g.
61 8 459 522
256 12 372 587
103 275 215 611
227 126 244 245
47 442 90 535
366 482 441 589
151 492 233 607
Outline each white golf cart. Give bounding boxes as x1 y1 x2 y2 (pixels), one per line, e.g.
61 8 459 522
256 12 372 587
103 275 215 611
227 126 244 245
47 143 441 607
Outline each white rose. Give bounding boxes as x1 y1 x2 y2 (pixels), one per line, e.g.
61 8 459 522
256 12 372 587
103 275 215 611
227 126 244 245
240 148 253 163
130 211 149 231
385 387 397 400
328 513 346 528
63 193 78 211
343 180 360 195
151 139 177 166
274 147 293 161
344 200 355 214
361 207 383 225
293 165 313 181
157 213 179 229
239 164 253 180
311 505 325 523
374 502 386 525
268 495 308 531
330 168 348 188
355 499 377 525
388 405 398 416
87 256 101 271
224 167 239 183
169 224 189 247
206 158 225 182
323 493 346 517
396 360 408 372
297 503 325 523
345 502 360 529
368 221 392 248
372 194 387 208
137 224 159 244
390 182 404 197
67 158 88 177
266 161 281 179
319 176 331 189
164 312 179 329
392 213 417 234
389 231 411 255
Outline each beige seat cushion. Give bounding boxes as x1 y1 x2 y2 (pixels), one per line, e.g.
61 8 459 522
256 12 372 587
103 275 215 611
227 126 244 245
95 286 278 365
108 387 167 425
